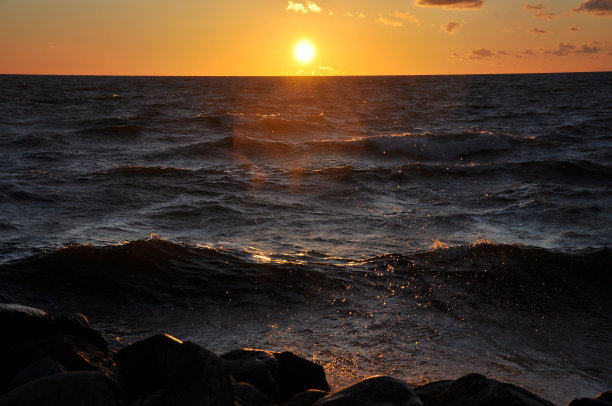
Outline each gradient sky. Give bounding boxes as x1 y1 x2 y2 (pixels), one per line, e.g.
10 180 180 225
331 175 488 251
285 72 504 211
1 0 611 75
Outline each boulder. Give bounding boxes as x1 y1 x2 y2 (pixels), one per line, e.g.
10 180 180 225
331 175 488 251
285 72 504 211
596 392 612 403
5 358 66 392
423 373 555 406
0 304 107 351
0 371 119 406
221 349 330 403
414 380 454 403
115 334 232 405
285 389 329 406
313 375 422 406
568 400 612 406
232 382 275 406
221 349 282 402
275 351 330 402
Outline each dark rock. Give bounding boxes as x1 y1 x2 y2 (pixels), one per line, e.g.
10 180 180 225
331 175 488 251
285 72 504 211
423 373 555 406
568 399 612 406
275 351 330 402
6 358 66 391
597 392 612 403
313 375 422 406
221 349 282 402
285 389 328 406
0 304 107 351
414 380 454 403
161 352 233 406
116 333 232 405
0 371 119 406
232 382 275 406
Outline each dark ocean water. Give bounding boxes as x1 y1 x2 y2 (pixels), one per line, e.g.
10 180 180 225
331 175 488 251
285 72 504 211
1 73 611 404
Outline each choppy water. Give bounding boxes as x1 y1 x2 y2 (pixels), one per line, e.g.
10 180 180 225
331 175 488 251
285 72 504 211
1 73 611 404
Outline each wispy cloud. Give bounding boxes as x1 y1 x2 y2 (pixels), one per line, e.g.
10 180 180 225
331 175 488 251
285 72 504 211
568 26 582 31
573 0 612 16
344 12 366 18
468 48 494 59
523 3 555 20
376 15 404 27
442 21 461 33
395 11 420 24
415 0 484 9
529 28 549 34
286 0 322 14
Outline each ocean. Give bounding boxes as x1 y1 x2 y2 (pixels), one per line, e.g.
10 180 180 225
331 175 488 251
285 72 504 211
1 73 611 404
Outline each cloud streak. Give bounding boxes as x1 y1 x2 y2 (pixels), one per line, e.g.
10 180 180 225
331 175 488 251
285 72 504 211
523 3 555 20
442 21 462 33
415 0 484 10
573 0 612 16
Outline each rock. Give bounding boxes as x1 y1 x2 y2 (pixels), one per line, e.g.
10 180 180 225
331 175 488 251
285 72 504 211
115 333 232 405
221 349 330 403
414 380 454 403
221 349 282 402
275 351 330 402
232 382 275 406
597 392 612 403
161 353 234 406
313 375 422 406
0 371 119 406
285 389 329 406
423 373 555 406
568 399 612 406
6 358 66 391
0 304 107 352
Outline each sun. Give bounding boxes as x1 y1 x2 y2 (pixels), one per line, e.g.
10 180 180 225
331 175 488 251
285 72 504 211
294 40 316 64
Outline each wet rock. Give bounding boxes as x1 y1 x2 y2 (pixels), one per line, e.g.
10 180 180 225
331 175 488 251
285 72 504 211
232 382 275 406
6 358 66 391
597 392 612 403
313 375 422 406
414 380 454 403
0 304 107 351
221 349 281 402
0 371 119 406
423 373 555 406
568 399 612 406
275 351 330 402
115 333 232 405
285 389 328 406
221 349 330 403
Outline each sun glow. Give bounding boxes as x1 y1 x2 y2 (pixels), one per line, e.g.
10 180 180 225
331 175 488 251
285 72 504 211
294 40 316 64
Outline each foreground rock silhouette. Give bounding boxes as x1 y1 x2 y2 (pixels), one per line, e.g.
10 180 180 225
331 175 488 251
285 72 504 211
0 303 610 406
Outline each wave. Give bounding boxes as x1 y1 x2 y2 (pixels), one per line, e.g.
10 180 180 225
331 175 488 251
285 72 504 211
1 237 609 313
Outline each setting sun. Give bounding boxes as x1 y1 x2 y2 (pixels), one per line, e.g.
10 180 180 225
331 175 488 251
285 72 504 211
294 40 316 64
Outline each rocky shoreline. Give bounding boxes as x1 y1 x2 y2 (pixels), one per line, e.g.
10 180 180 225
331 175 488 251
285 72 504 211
0 303 609 406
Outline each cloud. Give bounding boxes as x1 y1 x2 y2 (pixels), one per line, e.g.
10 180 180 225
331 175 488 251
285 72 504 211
415 0 484 10
568 26 582 31
549 42 603 55
442 21 462 33
376 15 404 27
523 3 555 19
395 11 420 24
286 0 322 14
468 48 494 59
523 3 544 10
575 44 601 53
529 28 549 34
344 12 366 18
573 0 612 16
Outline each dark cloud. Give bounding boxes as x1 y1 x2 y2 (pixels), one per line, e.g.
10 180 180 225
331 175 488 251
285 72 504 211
529 28 549 34
549 42 603 56
573 0 612 16
575 44 601 53
442 21 461 33
468 48 494 59
415 0 484 9
568 26 582 31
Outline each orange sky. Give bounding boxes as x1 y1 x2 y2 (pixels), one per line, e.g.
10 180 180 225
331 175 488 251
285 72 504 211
1 0 611 75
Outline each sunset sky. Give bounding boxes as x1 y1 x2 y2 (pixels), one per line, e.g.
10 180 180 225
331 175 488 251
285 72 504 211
1 0 611 76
